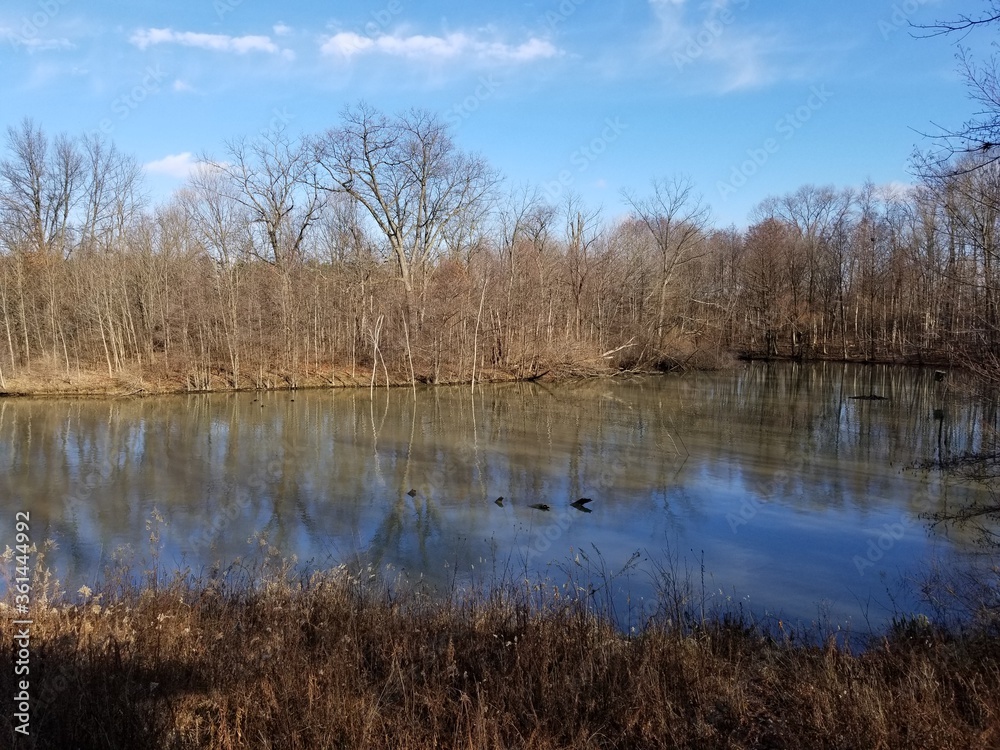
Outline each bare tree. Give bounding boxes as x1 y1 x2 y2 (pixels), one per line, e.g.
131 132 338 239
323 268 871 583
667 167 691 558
915 3 1000 173
621 176 711 346
0 120 91 367
742 217 798 356
936 157 1000 354
179 168 255 383
561 193 602 340
199 128 328 383
315 103 500 300
755 185 855 353
79 134 145 255
182 167 251 266
320 192 379 265
201 128 325 269
0 118 83 258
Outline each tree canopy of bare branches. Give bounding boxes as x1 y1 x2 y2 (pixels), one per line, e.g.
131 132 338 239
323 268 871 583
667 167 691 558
2 108 1000 391
916 3 1000 174
622 176 711 345
315 102 500 297
200 128 326 269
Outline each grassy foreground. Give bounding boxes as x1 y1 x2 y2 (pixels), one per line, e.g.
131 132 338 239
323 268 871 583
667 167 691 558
2 559 999 750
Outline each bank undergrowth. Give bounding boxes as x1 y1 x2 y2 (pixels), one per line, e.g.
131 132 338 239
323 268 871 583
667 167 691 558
2 543 999 750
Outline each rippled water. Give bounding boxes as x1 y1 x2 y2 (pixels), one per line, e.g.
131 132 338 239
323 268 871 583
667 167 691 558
1 362 996 631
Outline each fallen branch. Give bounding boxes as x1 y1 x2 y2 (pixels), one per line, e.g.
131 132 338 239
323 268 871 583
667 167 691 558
601 339 637 359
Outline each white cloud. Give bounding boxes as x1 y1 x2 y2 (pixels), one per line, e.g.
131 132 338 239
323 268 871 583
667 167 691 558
171 79 194 93
649 0 689 37
648 0 780 91
273 23 292 37
375 33 465 59
130 28 283 55
321 30 560 64
485 37 560 63
879 181 916 200
4 33 75 53
322 32 375 57
144 152 198 180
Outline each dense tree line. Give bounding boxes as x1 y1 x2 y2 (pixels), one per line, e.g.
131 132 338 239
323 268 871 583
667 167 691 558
0 107 998 392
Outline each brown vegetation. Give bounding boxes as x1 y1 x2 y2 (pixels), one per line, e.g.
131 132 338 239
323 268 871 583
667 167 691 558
3 110 1000 397
2 555 998 750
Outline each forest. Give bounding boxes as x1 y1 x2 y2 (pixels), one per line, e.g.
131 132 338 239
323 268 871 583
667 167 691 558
1 104 998 393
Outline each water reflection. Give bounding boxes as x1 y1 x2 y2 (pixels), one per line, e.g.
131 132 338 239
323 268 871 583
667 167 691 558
0 363 996 630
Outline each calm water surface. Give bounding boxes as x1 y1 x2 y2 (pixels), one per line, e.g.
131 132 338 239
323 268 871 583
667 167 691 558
2 363 996 631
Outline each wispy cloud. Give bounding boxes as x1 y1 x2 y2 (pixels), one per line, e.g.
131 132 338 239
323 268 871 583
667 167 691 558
14 37 76 52
130 28 284 55
647 0 781 91
321 30 560 64
649 0 690 39
144 152 197 180
2 29 75 53
879 181 916 200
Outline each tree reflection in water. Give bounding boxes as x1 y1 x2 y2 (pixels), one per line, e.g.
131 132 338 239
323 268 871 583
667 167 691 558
0 363 996 630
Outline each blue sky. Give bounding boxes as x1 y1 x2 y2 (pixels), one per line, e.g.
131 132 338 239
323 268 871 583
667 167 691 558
0 0 981 226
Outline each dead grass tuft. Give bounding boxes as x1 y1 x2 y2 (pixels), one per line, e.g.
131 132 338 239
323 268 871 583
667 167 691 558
2 556 999 749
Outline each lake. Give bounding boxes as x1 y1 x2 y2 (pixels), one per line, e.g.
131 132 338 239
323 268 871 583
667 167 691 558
1 362 996 633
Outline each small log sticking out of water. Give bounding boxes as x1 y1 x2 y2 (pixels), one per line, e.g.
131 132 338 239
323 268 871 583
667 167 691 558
570 497 594 513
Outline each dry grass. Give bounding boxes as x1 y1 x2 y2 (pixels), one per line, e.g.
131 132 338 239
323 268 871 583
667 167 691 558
2 552 999 750
0 359 613 398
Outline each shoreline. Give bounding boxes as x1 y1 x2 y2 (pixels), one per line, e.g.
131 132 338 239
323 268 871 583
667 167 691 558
0 353 962 400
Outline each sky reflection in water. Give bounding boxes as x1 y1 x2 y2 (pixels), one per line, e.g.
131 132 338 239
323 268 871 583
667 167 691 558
1 362 996 632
